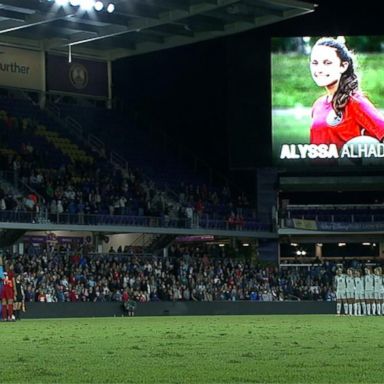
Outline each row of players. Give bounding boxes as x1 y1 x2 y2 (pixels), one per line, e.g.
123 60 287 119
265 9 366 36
335 267 384 316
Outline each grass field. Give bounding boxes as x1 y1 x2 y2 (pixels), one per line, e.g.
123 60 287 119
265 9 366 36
1 315 384 383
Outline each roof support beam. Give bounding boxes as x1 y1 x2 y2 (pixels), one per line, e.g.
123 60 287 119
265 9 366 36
0 7 76 34
0 8 27 21
0 0 42 10
150 0 191 12
63 0 240 47
264 0 315 11
0 0 316 61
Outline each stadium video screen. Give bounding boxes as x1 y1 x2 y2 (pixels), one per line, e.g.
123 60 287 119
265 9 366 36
271 35 384 167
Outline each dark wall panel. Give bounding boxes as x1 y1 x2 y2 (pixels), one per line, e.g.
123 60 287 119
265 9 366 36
226 33 271 170
22 302 335 319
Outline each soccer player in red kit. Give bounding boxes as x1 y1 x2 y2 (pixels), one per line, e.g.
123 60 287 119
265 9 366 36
309 37 384 149
1 268 16 321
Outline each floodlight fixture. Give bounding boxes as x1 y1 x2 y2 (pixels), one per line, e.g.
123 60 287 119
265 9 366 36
106 2 115 13
55 0 69 6
80 0 95 11
94 1 104 11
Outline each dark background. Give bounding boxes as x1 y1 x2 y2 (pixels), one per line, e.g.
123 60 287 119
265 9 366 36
112 1 384 190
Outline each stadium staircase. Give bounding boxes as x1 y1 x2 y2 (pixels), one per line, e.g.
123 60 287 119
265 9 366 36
129 233 157 248
146 234 177 254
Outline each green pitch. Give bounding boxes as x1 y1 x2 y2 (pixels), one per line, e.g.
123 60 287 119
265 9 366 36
1 315 383 383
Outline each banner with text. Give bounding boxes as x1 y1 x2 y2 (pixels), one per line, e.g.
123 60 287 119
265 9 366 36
0 46 43 90
46 54 108 97
285 218 384 232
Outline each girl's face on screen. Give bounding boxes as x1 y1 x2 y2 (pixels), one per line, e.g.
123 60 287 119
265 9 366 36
310 45 348 89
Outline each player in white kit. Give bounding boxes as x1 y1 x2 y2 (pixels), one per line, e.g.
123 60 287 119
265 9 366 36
354 269 364 316
373 267 383 315
364 267 374 315
335 268 347 315
380 267 384 315
345 268 355 316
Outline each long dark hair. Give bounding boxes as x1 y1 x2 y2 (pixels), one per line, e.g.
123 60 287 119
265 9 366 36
315 37 359 115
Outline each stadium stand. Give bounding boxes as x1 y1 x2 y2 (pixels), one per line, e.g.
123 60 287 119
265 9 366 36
1 0 384 318
2 244 339 303
0 92 266 232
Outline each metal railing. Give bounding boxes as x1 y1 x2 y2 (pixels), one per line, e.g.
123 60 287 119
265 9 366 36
0 209 268 232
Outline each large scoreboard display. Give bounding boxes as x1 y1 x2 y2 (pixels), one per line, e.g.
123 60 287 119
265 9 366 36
272 35 384 169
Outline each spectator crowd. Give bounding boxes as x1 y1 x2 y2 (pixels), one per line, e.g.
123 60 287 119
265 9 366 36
2 244 339 304
0 106 261 230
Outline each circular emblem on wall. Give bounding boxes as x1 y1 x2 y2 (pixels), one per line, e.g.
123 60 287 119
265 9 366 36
69 63 88 89
326 110 343 126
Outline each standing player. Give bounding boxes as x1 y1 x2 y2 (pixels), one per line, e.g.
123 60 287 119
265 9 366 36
373 267 383 315
335 267 347 315
354 269 364 316
14 274 25 320
1 269 15 321
345 268 355 316
0 256 3 307
380 267 384 316
364 266 374 316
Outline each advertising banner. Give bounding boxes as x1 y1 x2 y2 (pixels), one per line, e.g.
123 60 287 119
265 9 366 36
46 54 108 97
285 218 384 232
292 218 318 230
0 46 43 90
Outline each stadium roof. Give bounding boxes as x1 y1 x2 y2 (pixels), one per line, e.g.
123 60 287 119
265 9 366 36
0 0 315 60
